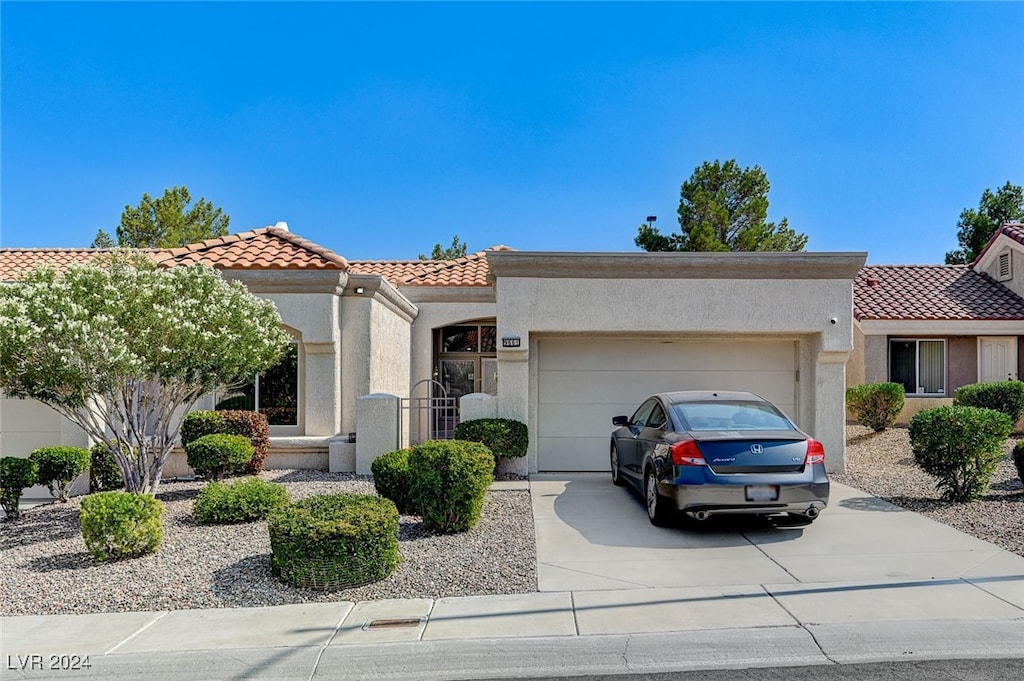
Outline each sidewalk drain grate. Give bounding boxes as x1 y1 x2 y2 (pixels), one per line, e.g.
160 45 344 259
364 617 425 630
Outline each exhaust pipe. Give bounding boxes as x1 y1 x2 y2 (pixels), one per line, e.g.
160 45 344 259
688 510 711 521
804 506 820 519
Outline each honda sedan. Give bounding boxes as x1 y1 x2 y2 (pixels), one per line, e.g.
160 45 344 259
610 390 829 526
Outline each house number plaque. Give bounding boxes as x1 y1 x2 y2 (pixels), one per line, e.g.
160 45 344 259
501 336 521 348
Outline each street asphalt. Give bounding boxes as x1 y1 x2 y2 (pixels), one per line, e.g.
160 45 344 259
2 476 1022 680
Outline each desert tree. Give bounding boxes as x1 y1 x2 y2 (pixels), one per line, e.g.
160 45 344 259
0 254 290 494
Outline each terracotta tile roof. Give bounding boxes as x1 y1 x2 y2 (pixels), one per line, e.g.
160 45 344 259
152 227 348 270
350 246 511 287
0 248 161 281
855 265 1024 321
1 227 347 280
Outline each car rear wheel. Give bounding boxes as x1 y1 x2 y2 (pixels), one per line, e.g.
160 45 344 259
610 442 625 486
644 468 673 527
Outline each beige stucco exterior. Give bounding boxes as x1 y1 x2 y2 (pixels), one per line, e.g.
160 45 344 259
3 246 874 488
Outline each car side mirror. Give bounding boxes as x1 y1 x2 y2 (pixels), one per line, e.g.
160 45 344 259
612 415 629 426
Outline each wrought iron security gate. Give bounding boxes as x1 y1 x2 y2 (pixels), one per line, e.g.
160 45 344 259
400 379 460 445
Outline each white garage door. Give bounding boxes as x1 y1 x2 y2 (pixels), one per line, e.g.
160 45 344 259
536 338 798 471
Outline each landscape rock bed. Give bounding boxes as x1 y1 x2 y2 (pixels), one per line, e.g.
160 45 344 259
0 470 536 616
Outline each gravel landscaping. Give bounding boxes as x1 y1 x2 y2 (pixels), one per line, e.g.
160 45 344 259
2 427 1022 617
0 470 536 617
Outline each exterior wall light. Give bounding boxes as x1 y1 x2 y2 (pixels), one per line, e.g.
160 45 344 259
355 287 365 294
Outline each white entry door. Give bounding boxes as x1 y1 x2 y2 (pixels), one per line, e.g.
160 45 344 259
978 337 1018 383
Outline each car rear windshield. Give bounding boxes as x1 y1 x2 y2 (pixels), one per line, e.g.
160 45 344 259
671 401 793 431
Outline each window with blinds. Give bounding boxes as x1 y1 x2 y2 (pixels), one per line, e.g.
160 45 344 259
889 339 945 395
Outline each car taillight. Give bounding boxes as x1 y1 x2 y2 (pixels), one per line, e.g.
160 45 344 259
670 440 707 466
805 439 825 465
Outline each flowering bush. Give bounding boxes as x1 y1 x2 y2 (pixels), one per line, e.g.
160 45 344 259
0 253 290 494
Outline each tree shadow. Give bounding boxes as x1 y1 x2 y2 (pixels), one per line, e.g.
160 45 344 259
0 507 82 550
838 496 906 512
25 550 95 572
847 429 886 446
990 479 1024 493
156 487 201 503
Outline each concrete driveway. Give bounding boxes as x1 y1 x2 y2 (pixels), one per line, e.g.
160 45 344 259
531 473 1024 635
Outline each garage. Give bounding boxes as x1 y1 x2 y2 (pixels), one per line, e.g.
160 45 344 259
535 337 798 471
487 250 866 474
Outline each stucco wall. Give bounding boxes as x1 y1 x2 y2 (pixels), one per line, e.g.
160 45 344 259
368 297 412 398
339 279 415 439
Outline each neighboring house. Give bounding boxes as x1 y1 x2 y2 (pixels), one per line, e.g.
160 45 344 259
1 224 866 475
846 223 1024 425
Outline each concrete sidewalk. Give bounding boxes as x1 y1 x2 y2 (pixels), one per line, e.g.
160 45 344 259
2 478 1023 679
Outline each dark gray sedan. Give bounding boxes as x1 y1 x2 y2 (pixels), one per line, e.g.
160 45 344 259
610 390 829 526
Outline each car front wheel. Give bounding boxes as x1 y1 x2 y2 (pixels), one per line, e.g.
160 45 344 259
644 468 673 527
610 442 625 487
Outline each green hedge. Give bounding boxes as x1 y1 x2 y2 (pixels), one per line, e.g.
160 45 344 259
29 446 90 502
185 434 254 481
194 477 290 524
453 418 528 461
0 457 38 521
954 381 1024 425
909 406 1012 502
89 443 126 493
268 494 400 590
371 448 415 515
80 491 165 561
408 440 494 533
181 410 271 474
845 382 905 432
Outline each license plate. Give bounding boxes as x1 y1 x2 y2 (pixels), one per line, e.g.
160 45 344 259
745 485 779 502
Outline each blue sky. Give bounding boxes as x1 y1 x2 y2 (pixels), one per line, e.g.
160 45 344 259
2 2 1022 264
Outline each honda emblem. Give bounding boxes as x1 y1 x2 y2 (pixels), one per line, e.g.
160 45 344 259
750 444 764 454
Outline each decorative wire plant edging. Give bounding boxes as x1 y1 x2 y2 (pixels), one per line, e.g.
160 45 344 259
273 551 396 592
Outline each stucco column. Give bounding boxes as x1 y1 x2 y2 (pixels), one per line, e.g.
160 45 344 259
303 341 340 436
496 347 530 471
355 393 401 475
815 351 849 473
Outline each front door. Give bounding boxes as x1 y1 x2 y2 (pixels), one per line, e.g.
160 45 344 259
979 337 1018 383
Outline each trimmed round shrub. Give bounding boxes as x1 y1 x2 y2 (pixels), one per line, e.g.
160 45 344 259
194 477 290 524
408 440 494 534
954 381 1024 425
1 457 39 521
1013 441 1024 488
182 410 271 474
80 491 165 561
909 406 1013 502
453 418 529 462
90 443 126 493
846 382 906 432
371 448 415 514
268 494 400 590
185 434 254 480
29 446 90 502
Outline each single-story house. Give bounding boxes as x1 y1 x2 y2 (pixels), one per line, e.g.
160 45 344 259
846 222 1024 426
25 219 1011 482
